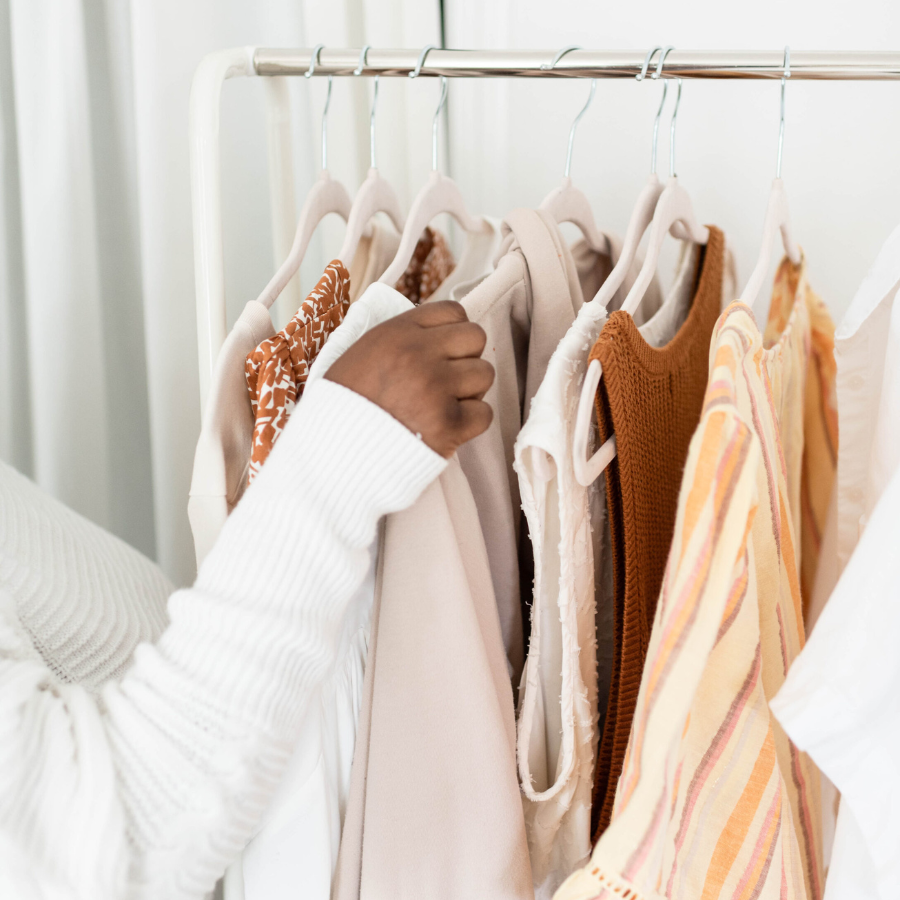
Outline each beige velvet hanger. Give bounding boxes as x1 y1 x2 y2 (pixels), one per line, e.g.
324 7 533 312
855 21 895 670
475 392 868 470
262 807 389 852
741 47 802 308
336 46 405 267
538 46 611 256
256 45 353 309
378 46 490 287
573 46 706 487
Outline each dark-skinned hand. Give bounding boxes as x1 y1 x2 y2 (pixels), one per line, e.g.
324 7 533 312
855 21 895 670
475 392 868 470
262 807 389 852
325 300 494 458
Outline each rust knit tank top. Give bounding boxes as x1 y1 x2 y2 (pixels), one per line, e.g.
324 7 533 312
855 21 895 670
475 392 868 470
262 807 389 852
590 226 725 840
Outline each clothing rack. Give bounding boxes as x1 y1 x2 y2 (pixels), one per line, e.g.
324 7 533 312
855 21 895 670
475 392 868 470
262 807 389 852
254 48 900 80
190 47 900 407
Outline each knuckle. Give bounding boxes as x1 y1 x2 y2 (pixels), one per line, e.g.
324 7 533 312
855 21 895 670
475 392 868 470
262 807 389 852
467 322 488 353
477 358 495 387
440 300 469 322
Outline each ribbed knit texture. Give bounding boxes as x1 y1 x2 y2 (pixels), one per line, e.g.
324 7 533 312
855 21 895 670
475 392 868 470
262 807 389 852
0 461 173 691
589 227 725 840
0 377 445 900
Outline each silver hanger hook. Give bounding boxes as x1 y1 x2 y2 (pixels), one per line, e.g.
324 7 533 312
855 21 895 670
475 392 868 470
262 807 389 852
668 78 683 178
543 46 596 179
650 46 682 178
541 45 581 71
639 46 672 175
777 46 791 179
354 45 379 169
305 42 325 78
410 45 448 173
410 43 438 78
637 45 662 82
431 78 449 172
305 44 332 171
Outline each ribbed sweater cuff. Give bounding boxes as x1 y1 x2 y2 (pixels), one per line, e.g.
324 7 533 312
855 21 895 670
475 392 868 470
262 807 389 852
156 378 445 730
205 377 445 573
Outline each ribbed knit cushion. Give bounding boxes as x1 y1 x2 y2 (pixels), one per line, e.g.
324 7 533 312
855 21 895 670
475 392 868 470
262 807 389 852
589 226 725 840
0 461 172 692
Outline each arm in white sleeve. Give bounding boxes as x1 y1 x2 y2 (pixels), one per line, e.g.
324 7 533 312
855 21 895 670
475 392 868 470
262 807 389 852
0 379 445 900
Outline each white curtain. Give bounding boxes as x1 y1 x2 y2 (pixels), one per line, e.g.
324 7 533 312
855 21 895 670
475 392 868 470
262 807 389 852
0 0 442 585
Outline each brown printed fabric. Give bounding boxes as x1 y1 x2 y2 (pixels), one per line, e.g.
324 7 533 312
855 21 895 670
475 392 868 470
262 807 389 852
244 232 454 485
245 261 350 483
393 226 455 305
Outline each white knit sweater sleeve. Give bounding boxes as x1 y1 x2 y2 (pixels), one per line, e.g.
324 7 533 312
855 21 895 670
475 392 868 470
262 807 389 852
0 379 446 900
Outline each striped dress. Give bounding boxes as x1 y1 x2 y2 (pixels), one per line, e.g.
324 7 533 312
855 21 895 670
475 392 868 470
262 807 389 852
554 257 836 900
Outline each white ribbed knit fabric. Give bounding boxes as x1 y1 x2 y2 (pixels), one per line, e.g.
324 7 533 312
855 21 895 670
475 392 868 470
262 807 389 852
0 378 445 900
0 460 173 691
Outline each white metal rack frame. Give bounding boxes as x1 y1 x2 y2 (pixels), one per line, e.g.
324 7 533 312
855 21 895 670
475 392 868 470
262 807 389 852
190 47 900 408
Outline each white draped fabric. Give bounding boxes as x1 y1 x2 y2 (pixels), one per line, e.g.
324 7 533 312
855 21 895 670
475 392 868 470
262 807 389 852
0 0 441 585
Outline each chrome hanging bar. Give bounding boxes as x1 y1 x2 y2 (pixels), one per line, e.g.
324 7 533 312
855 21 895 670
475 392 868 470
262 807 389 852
253 48 900 81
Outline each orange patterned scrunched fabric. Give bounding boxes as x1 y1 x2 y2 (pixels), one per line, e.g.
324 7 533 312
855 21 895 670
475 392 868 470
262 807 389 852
394 226 455 305
245 261 350 484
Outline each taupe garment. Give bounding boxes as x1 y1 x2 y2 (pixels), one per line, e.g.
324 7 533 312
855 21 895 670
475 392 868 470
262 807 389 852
456 220 663 687
333 211 660 900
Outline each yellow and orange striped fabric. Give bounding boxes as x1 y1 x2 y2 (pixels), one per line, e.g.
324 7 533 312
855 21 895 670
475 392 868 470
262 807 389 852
554 257 836 900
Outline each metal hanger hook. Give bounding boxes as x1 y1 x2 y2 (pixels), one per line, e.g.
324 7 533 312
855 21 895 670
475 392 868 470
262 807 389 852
642 45 674 174
305 42 325 79
304 45 332 171
410 43 439 78
668 78 684 178
543 46 596 179
650 47 683 178
431 77 448 172
410 45 448 172
637 45 663 82
565 80 596 179
541 45 581 71
354 45 379 169
777 46 791 179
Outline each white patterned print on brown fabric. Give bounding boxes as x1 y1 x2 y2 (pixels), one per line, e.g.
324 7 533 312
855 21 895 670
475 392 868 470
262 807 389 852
394 227 455 305
245 261 351 484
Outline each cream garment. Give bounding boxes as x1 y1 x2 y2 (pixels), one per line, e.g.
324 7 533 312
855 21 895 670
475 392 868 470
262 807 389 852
332 282 530 900
452 220 664 688
188 300 275 566
431 214 503 300
347 222 402 303
339 210 609 900
188 225 502 900
772 224 900 900
513 241 736 898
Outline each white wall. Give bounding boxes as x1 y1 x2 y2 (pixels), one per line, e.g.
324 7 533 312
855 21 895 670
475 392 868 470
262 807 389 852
445 0 900 323
3 1 897 579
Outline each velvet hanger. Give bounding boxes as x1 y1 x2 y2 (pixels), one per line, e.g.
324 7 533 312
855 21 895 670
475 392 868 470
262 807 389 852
256 45 353 309
573 46 707 487
538 46 611 256
740 47 802 308
378 45 490 288
336 45 405 267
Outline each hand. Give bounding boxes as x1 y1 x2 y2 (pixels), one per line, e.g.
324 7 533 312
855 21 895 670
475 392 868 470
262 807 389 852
324 301 494 458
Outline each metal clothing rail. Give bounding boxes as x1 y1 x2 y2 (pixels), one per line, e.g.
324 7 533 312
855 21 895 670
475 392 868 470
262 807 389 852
254 48 900 81
190 47 900 408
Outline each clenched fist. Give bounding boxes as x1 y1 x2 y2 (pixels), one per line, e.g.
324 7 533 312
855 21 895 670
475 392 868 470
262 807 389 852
325 301 494 458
